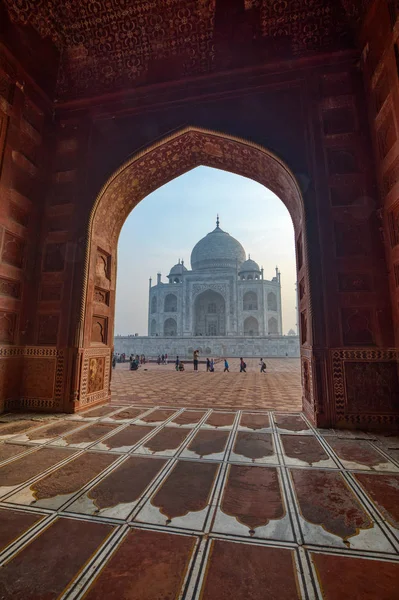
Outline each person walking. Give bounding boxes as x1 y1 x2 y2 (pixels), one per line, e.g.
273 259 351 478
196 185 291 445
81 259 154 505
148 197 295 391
206 357 210 372
224 358 230 372
260 359 267 373
112 354 116 369
161 353 165 364
175 356 180 371
240 357 247 373
165 353 168 364
210 358 215 372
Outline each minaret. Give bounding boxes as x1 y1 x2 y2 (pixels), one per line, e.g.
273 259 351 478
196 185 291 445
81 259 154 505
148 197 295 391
148 277 152 336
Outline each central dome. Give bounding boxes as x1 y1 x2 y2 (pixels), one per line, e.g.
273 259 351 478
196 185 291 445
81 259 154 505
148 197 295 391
191 219 246 271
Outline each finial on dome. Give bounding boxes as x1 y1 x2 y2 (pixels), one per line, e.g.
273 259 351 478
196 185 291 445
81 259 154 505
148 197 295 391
216 214 220 229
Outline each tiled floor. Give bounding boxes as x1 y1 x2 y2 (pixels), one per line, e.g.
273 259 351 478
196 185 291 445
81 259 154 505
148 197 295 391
1 361 399 598
111 358 302 410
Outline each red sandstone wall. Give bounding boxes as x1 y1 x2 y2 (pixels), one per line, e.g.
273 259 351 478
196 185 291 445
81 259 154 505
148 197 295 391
0 5 397 427
360 1 399 341
44 53 393 427
0 43 65 413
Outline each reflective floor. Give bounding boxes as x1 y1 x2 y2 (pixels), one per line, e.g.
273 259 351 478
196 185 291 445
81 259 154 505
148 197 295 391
0 361 398 598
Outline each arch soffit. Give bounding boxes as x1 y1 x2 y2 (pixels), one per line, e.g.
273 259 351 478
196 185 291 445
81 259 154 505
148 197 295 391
193 287 227 304
90 127 304 249
164 317 177 325
243 290 258 299
244 316 259 325
164 292 178 301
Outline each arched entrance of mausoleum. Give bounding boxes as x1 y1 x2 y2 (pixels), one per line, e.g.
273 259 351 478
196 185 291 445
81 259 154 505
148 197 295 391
194 290 226 337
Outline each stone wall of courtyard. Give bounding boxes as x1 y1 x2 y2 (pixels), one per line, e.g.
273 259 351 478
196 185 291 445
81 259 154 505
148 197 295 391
114 335 300 359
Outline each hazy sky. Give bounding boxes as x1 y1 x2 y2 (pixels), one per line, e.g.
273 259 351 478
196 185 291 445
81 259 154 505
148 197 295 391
115 166 297 336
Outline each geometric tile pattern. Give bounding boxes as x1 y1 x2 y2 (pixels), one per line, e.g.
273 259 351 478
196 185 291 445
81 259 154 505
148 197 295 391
111 358 303 411
3 1 362 100
1 402 399 599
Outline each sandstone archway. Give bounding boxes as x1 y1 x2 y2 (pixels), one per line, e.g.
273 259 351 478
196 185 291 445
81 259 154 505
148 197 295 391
78 127 313 419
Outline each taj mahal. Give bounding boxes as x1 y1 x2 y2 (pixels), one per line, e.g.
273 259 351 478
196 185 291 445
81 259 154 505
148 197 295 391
148 217 282 338
115 218 299 358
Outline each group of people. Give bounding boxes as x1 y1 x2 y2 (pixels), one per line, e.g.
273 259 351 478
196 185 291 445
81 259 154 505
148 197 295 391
113 350 268 374
190 351 268 373
156 354 168 365
113 352 127 364
174 356 185 371
129 354 144 370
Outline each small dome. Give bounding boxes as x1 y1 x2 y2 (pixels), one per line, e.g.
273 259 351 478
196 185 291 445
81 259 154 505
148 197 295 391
168 261 187 277
191 218 246 271
239 257 261 274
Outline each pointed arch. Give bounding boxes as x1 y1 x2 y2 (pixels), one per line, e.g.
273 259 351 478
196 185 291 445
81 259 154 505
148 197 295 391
244 316 259 336
77 126 311 417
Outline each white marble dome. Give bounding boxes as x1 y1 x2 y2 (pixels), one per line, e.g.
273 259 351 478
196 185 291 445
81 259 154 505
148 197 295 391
168 261 188 276
239 257 261 274
191 222 246 271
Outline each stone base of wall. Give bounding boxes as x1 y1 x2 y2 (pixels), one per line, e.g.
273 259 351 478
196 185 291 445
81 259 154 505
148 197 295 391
0 346 66 414
114 335 300 358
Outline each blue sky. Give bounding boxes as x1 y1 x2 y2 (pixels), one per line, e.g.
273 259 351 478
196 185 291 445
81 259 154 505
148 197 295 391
115 166 297 335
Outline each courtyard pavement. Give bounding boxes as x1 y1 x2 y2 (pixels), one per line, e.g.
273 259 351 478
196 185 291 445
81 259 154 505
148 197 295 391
111 357 302 411
0 358 399 598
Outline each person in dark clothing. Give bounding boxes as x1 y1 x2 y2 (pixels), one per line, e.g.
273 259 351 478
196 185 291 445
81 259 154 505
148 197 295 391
260 359 267 373
224 359 229 372
206 358 210 372
175 356 180 371
240 357 247 373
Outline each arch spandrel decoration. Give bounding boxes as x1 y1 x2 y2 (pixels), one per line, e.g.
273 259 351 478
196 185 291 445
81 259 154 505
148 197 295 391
80 127 312 416
90 128 304 250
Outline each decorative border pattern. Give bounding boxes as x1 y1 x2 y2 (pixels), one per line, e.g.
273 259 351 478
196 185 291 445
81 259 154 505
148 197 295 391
78 347 111 407
0 345 58 358
331 348 399 427
2 346 66 412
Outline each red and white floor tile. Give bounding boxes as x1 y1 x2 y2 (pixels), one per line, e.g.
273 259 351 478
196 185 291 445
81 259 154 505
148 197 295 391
0 361 398 598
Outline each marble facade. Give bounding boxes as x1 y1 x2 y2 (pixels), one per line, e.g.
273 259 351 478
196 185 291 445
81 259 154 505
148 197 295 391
148 222 283 338
114 335 300 359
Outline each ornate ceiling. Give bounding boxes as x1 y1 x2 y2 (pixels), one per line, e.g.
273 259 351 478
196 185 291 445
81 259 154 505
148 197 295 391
3 0 370 101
